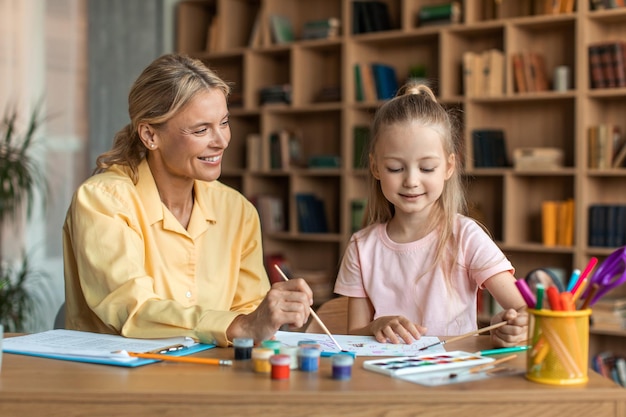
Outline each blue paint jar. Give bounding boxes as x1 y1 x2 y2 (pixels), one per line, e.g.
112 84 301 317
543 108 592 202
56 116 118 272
332 353 354 380
298 347 321 372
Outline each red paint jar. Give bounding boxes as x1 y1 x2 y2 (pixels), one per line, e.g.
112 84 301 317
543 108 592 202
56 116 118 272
270 354 291 380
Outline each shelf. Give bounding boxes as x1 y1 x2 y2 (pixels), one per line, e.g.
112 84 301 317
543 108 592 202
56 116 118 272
177 0 626 356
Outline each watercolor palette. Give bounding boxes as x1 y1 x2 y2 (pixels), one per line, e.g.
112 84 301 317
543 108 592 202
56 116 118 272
363 351 494 377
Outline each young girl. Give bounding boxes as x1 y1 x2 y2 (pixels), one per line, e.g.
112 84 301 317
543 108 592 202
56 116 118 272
334 83 527 348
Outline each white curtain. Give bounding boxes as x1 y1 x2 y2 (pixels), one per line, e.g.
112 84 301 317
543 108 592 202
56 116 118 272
0 0 87 331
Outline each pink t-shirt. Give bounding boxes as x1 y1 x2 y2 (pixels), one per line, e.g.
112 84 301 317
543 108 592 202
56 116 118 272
334 215 514 336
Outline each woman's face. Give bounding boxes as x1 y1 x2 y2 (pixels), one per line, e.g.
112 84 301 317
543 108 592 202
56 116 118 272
150 88 230 183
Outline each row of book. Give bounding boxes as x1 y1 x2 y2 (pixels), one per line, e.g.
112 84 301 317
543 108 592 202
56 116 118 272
512 51 549 93
587 123 626 169
541 199 575 247
588 41 626 89
462 49 505 97
354 62 399 102
295 193 329 234
590 0 626 10
352 1 391 34
471 129 509 168
250 14 341 47
588 204 626 247
593 351 626 388
534 0 575 13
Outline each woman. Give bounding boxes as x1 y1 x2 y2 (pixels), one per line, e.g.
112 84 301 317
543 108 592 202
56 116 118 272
63 53 312 346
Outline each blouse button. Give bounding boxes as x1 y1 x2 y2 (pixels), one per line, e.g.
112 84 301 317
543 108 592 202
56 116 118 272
185 291 192 298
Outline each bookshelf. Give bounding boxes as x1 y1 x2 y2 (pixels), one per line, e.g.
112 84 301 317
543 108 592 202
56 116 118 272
176 0 626 355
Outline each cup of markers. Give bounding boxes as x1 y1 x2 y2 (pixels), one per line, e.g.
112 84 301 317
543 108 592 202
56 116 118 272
516 258 601 386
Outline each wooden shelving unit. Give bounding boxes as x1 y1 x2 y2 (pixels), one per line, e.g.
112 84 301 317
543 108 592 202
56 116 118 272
176 0 626 355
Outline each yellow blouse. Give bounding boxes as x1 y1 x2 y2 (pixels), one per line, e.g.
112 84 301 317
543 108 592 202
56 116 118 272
63 159 269 346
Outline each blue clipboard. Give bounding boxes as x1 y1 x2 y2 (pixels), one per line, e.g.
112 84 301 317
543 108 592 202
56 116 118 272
4 342 216 367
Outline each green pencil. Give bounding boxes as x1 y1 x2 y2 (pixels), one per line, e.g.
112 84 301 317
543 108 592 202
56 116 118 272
475 345 530 356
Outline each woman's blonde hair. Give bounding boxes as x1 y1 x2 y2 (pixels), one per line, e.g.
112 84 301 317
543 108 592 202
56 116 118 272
364 81 466 276
94 53 231 183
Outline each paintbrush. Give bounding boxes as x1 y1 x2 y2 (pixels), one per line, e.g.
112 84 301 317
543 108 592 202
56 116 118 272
418 321 508 351
449 354 518 378
273 264 346 352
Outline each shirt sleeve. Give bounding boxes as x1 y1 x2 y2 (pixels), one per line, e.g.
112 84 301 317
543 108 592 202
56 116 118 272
459 218 514 288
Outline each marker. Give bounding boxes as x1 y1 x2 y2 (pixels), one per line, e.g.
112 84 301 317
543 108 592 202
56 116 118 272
535 283 545 310
565 269 581 292
515 279 536 308
546 286 562 311
474 345 530 356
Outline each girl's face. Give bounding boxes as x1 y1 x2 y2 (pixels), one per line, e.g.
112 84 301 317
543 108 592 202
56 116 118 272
147 88 231 183
370 121 454 219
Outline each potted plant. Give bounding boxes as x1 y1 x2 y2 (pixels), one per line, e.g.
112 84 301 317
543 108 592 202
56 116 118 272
0 102 48 332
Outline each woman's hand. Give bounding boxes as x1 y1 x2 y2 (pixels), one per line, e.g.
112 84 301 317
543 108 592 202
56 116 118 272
227 278 313 343
369 315 427 344
489 307 528 347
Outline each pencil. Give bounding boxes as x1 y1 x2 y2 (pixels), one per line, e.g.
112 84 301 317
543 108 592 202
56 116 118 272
273 264 346 352
126 352 233 366
418 321 507 351
468 354 518 374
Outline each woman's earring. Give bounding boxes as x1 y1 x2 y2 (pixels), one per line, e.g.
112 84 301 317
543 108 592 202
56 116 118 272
150 144 155 148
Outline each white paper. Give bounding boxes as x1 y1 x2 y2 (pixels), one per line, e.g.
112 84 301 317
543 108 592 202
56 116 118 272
274 331 445 356
3 329 196 362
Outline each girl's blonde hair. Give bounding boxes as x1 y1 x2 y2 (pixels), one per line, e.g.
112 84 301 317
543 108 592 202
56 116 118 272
94 53 231 183
364 81 466 276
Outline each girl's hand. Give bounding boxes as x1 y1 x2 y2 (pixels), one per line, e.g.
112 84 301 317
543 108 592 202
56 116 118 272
369 315 427 344
489 307 528 347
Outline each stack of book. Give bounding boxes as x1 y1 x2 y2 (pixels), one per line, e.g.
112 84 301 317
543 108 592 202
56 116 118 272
590 296 626 332
588 41 626 89
541 198 575 247
259 84 292 105
417 2 461 26
301 17 340 40
588 204 626 247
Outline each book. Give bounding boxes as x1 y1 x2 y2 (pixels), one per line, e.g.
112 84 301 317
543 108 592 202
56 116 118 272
360 63 378 102
269 14 294 44
353 125 371 169
481 49 505 96
463 51 482 97
354 64 364 102
2 329 214 367
254 195 285 233
471 129 508 168
352 1 391 34
541 200 559 246
589 44 607 89
529 52 549 91
295 193 329 233
246 133 262 171
351 198 367 233
511 53 527 93
301 17 341 40
371 63 399 100
417 2 462 26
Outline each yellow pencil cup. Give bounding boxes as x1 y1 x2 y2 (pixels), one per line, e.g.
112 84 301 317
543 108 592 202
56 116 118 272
526 308 591 385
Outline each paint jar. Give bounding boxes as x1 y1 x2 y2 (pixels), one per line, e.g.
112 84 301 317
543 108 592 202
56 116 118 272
270 354 291 380
298 341 322 367
279 345 299 370
233 337 253 360
526 308 590 385
251 347 274 374
298 346 321 372
261 339 281 354
332 353 354 380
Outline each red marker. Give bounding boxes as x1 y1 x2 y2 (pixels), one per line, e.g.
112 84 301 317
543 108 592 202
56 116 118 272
546 286 562 311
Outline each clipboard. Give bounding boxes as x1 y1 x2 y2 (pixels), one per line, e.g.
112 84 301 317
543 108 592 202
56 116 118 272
3 329 215 368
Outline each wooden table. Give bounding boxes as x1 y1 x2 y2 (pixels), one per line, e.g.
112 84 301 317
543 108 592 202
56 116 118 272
1 335 625 417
